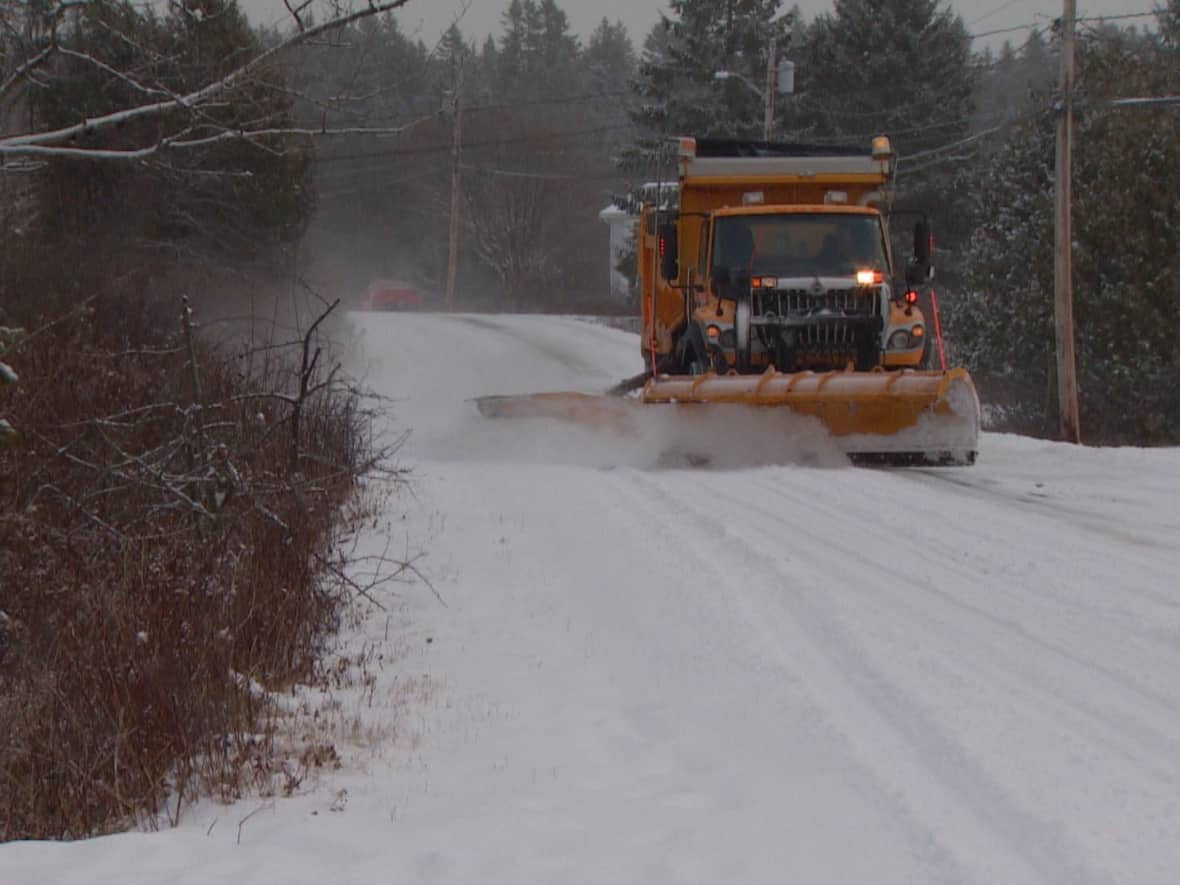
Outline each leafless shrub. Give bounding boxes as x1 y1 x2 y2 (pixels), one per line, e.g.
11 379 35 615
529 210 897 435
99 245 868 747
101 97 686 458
0 249 413 840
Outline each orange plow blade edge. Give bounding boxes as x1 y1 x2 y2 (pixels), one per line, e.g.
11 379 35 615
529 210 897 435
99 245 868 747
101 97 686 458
474 367 980 466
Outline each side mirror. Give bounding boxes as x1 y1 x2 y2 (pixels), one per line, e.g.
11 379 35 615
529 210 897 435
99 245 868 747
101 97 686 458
913 220 931 265
659 222 679 282
909 219 935 283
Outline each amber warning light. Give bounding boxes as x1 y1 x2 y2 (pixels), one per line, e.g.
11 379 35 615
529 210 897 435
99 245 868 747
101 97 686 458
871 136 894 162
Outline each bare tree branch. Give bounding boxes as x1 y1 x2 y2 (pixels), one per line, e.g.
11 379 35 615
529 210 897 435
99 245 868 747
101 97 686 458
0 0 415 155
55 46 174 99
2 117 435 159
0 0 98 101
0 42 55 101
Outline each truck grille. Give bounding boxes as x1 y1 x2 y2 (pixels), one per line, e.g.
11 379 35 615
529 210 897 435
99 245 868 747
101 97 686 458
752 286 880 318
750 285 882 357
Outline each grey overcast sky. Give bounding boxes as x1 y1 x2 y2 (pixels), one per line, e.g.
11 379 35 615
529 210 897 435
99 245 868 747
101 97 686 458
240 1 1156 51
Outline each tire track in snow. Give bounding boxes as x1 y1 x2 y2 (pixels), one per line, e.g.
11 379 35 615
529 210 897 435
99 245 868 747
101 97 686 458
582 471 978 885
903 469 1177 554
619 469 1119 885
453 316 605 379
818 468 1180 684
714 472 1180 776
608 472 1092 885
764 466 1180 656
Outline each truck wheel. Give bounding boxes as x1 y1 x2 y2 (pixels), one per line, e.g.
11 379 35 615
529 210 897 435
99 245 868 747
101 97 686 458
684 323 712 375
734 295 752 374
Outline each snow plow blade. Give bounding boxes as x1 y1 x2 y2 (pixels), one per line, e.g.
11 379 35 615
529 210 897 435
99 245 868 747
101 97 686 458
475 367 980 467
643 367 979 465
473 392 638 435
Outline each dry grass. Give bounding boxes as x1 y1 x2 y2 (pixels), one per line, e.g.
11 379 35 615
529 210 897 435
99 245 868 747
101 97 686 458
0 247 408 840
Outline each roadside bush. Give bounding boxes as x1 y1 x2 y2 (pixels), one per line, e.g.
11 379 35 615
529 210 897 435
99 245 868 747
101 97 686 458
0 248 396 839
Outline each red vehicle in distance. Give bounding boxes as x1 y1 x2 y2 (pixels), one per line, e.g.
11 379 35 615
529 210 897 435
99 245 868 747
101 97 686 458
359 279 424 311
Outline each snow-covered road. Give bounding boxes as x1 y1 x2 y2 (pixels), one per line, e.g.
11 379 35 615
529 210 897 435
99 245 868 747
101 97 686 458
7 313 1180 885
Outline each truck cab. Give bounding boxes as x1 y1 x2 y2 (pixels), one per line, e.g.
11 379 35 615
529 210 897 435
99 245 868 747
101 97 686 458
640 137 933 377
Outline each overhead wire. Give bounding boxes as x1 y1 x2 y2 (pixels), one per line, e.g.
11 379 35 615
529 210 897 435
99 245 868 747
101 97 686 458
462 89 630 115
969 0 1025 27
1077 11 1159 24
1105 95 1180 108
969 22 1045 40
314 121 635 166
306 7 1165 189
966 9 1158 43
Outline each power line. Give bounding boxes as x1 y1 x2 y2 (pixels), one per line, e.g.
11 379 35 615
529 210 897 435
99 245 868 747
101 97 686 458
969 22 1043 41
1077 11 1158 24
969 0 1025 27
463 89 630 116
902 123 1007 163
457 162 575 180
1105 95 1180 108
967 10 1158 42
314 121 635 166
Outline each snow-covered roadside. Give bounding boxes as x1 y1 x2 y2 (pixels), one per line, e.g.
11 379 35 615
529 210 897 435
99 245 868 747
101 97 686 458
5 313 1180 885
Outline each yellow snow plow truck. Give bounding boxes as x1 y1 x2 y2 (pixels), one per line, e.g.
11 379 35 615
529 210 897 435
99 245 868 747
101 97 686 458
478 136 980 466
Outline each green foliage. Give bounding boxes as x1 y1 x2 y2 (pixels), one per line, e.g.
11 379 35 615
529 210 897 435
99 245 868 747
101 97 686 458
28 0 314 258
586 18 637 94
786 0 976 287
952 28 1180 443
1161 0 1180 47
974 31 1055 126
947 109 1056 432
785 0 973 151
629 0 793 156
496 0 581 99
0 326 22 446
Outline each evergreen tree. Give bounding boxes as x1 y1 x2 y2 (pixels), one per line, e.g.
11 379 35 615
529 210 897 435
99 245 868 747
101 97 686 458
629 0 794 158
953 26 1180 443
30 0 313 256
585 17 636 92
537 0 580 75
496 0 579 98
1020 29 1054 89
949 109 1056 431
774 1 975 316
497 0 530 91
974 32 1055 131
1159 0 1180 46
784 0 973 153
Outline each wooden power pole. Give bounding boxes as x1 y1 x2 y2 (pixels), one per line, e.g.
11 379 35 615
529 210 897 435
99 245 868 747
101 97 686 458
764 35 777 141
1054 0 1081 442
445 60 464 313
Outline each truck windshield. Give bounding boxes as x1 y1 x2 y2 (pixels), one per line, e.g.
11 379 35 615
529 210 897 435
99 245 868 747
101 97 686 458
713 213 888 279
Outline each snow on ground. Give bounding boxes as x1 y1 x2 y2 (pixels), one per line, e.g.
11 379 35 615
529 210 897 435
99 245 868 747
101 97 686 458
5 313 1180 885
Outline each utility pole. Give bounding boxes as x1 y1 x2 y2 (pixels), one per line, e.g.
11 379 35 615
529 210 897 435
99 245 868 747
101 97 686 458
1053 0 1081 442
764 36 777 141
445 59 464 313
